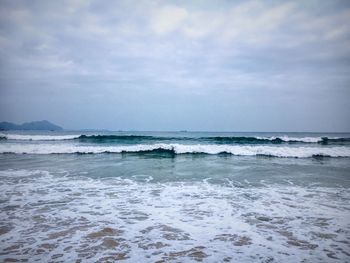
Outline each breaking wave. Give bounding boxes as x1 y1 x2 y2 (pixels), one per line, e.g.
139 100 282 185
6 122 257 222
1 143 350 158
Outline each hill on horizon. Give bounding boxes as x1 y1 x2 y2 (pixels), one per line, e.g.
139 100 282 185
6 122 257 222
0 120 63 131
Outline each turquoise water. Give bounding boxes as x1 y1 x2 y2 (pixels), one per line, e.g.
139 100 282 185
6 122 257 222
0 131 350 262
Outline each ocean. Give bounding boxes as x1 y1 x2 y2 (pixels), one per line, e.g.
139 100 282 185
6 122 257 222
0 131 350 262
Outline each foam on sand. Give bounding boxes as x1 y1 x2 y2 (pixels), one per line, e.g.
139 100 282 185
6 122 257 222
0 169 349 262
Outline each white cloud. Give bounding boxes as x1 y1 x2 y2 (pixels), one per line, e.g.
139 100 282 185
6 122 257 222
145 1 297 48
150 5 188 35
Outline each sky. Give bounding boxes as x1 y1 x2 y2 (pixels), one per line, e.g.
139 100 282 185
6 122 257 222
0 0 349 132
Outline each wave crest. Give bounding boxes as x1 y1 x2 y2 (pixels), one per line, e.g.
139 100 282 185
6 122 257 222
1 133 350 145
1 143 350 158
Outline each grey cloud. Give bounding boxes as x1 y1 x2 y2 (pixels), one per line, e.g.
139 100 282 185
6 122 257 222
0 0 349 131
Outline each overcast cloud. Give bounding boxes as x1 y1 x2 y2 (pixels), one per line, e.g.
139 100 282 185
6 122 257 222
0 0 349 131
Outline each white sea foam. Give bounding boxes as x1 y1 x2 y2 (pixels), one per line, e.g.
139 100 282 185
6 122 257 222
0 133 81 141
0 169 349 262
1 143 350 157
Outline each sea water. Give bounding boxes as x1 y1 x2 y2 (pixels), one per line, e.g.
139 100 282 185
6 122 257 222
0 131 349 262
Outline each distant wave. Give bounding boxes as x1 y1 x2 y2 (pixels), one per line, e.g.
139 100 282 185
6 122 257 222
0 134 80 141
1 133 350 145
78 135 346 144
206 136 322 144
77 134 158 142
1 143 350 158
319 137 350 144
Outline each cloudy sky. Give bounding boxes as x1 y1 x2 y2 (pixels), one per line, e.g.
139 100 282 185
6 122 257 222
0 0 349 131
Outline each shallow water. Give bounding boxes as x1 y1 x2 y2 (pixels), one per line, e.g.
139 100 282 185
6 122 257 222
0 132 350 262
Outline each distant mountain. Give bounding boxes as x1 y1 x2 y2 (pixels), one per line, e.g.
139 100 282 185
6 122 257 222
0 120 63 131
0 122 18 130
